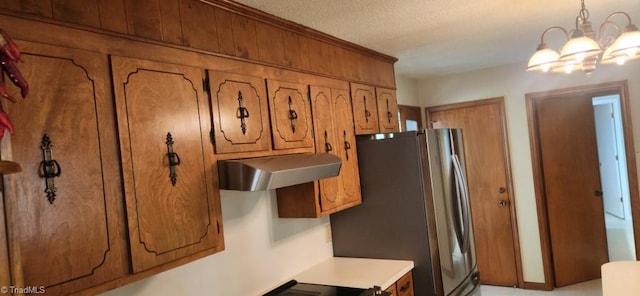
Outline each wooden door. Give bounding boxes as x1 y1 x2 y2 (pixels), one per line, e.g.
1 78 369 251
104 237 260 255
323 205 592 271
535 95 608 287
375 87 399 133
427 98 519 286
111 56 223 272
266 79 314 150
2 41 128 294
350 82 379 134
207 71 271 154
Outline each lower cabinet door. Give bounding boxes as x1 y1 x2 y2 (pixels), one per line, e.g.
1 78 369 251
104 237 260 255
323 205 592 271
111 56 224 272
2 41 128 294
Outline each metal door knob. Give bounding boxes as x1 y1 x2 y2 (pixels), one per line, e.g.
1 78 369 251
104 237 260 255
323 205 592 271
498 200 508 207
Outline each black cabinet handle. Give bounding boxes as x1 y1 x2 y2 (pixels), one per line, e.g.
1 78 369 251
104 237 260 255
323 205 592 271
343 130 351 161
399 281 411 292
324 130 332 152
288 96 298 133
166 132 181 186
235 91 250 135
363 95 371 123
38 134 61 204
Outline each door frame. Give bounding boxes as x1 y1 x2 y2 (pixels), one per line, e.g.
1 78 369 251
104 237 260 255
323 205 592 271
425 97 524 287
525 80 640 289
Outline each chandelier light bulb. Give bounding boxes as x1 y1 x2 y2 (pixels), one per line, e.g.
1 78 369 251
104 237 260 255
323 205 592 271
616 56 626 65
564 63 574 73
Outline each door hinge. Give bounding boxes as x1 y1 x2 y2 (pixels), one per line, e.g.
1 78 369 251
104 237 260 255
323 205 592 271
217 221 221 234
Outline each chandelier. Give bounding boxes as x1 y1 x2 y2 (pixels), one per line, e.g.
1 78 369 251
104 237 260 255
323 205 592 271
526 0 640 76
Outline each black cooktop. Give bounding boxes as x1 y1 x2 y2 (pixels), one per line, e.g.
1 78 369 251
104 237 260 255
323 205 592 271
264 280 369 296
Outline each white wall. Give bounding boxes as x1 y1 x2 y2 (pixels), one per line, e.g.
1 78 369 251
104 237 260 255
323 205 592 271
396 75 420 106
414 61 640 283
101 190 333 296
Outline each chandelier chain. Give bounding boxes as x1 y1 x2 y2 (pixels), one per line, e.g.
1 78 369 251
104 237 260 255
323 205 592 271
579 0 589 21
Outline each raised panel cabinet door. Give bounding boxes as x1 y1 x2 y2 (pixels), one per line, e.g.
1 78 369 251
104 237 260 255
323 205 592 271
350 82 379 135
266 79 314 150
376 87 399 133
207 71 271 154
309 85 340 211
2 41 127 294
111 56 223 272
331 88 362 211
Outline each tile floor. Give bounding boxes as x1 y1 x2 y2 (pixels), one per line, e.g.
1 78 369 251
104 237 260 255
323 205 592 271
481 279 602 296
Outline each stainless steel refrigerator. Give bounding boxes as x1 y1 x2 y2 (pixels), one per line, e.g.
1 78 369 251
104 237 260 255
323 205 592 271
330 129 481 296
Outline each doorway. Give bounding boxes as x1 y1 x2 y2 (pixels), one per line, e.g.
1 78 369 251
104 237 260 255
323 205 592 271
526 80 640 289
592 95 637 261
398 104 423 131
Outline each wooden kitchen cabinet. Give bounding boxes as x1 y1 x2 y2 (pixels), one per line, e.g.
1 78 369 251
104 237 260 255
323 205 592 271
1 41 128 294
350 83 399 135
111 56 224 272
396 271 414 296
375 87 400 133
276 85 361 217
266 79 314 151
207 70 272 154
385 283 397 296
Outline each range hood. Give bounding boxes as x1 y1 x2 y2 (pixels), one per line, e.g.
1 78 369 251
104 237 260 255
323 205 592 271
218 153 342 191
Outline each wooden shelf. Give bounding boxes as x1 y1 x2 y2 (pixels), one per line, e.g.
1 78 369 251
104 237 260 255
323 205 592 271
0 160 21 175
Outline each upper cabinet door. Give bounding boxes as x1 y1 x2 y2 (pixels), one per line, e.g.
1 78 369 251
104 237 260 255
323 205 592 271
111 56 223 272
2 41 127 294
332 88 362 209
350 82 379 134
266 79 314 150
376 87 399 133
207 71 271 154
309 85 340 208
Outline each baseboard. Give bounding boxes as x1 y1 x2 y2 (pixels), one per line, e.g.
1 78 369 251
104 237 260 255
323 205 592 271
521 281 552 291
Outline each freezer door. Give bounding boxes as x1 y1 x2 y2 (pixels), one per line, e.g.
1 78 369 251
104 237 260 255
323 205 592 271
425 129 478 295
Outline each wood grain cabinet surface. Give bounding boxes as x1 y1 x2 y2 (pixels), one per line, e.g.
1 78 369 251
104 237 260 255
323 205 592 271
375 87 400 133
266 79 314 151
207 70 271 154
385 282 397 296
350 83 399 135
1 41 128 294
277 85 361 217
111 56 224 272
396 271 414 296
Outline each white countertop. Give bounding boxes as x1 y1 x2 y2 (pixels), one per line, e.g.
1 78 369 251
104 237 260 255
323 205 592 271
294 257 414 290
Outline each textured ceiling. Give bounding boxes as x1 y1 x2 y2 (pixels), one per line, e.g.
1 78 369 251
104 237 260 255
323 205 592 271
232 0 640 79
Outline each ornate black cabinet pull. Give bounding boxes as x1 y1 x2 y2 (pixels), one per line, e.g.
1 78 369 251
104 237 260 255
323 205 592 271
363 95 371 123
343 130 351 161
287 96 298 133
235 91 250 135
38 134 61 204
323 130 333 153
165 133 181 186
386 99 393 123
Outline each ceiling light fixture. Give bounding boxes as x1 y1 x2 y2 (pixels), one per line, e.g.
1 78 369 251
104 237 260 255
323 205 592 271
527 0 640 76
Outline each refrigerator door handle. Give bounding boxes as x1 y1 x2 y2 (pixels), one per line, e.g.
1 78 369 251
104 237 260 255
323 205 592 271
452 154 471 254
